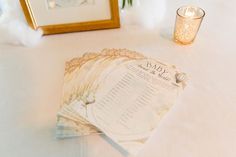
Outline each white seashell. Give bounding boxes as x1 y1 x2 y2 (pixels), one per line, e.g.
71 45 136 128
86 93 95 104
176 73 187 83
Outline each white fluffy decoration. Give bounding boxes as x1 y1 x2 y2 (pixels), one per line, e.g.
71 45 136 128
0 0 165 47
0 0 42 47
120 0 166 29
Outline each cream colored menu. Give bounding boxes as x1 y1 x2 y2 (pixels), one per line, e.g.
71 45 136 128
69 58 186 155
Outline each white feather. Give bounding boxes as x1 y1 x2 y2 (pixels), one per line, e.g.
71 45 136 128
120 0 166 29
0 0 42 47
0 0 166 47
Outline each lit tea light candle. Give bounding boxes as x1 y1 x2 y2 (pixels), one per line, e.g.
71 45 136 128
174 6 205 45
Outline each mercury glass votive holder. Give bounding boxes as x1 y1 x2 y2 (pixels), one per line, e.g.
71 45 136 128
174 6 205 45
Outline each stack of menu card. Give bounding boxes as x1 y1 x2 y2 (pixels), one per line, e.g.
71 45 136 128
56 49 187 155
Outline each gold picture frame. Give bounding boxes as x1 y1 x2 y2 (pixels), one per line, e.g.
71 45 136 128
20 0 120 35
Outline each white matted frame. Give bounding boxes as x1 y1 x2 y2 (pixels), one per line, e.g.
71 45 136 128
20 0 120 35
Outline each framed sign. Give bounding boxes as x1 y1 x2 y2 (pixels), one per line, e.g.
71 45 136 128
20 0 120 35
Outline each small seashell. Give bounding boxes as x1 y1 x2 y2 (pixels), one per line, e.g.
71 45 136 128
86 93 95 104
176 73 187 83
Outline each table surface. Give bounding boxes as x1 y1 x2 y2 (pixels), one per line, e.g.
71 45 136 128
1 0 236 157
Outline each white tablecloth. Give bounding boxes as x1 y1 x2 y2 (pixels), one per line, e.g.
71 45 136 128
1 0 236 156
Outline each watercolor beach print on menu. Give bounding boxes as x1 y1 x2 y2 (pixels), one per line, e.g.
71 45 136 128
20 0 120 35
56 49 187 155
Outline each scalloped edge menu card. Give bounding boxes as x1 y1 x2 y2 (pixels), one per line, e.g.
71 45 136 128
56 49 187 155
